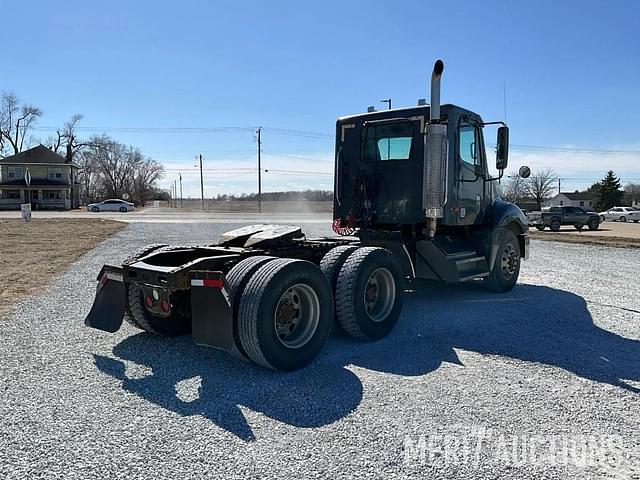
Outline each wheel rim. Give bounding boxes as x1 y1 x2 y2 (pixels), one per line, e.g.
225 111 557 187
500 243 519 280
273 283 320 349
621 216 626 222
363 267 396 322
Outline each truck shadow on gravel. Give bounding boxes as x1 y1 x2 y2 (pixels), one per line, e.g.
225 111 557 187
93 282 639 441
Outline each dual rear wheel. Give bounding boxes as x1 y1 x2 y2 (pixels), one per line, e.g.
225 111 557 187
225 246 405 370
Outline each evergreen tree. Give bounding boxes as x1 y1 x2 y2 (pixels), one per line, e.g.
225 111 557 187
593 170 623 211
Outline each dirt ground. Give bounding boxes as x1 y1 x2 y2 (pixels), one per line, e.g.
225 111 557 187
529 220 640 248
0 218 126 318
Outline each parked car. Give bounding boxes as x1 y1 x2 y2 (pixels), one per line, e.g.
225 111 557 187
528 206 600 231
602 206 640 223
87 199 135 213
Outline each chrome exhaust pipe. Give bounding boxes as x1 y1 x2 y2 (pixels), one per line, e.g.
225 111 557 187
423 59 448 237
430 59 444 122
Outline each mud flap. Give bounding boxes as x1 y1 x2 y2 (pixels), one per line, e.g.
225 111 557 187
84 266 126 333
189 271 239 354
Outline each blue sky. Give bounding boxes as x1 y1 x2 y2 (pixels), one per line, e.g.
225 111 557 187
1 0 639 196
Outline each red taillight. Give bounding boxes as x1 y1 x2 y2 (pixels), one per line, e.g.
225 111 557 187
160 299 170 313
202 278 223 288
144 295 153 308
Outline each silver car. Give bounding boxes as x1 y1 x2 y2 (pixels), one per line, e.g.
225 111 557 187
87 199 135 213
603 206 640 223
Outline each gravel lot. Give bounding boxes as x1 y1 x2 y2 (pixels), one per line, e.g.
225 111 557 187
1 222 639 479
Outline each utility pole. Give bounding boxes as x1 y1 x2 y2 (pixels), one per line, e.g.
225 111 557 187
558 178 561 194
179 172 183 208
380 98 392 110
174 180 177 208
199 154 204 211
256 127 262 213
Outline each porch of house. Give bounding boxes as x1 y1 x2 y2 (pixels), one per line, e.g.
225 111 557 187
0 187 72 210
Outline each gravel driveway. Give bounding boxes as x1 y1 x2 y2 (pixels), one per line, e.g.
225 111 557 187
1 222 638 479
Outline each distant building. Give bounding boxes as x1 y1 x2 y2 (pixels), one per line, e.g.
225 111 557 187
514 200 540 213
0 145 81 210
543 191 595 209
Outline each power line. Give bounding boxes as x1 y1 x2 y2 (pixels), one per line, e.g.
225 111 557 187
263 151 332 162
264 168 332 176
32 126 256 134
164 167 256 171
510 144 640 155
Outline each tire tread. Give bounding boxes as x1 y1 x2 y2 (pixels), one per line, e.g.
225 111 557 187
238 258 295 369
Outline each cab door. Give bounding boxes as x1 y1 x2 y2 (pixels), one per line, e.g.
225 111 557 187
456 121 485 225
563 206 578 224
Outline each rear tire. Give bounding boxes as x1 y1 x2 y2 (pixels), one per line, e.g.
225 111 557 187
119 206 127 212
122 244 168 330
550 219 561 232
237 259 332 371
483 229 521 293
588 218 599 230
620 216 627 222
335 247 404 340
319 245 358 332
226 255 277 358
574 224 583 230
535 225 545 231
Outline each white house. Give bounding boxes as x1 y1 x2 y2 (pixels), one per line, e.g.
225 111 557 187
543 191 596 209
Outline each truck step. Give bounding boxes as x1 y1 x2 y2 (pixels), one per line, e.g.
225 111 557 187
455 255 486 265
455 255 489 281
459 271 490 282
415 240 490 283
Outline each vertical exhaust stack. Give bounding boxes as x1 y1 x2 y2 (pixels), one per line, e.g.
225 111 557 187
429 60 444 122
423 59 448 238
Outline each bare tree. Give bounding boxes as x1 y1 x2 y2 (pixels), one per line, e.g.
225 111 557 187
501 171 527 202
81 135 164 204
522 168 558 207
51 113 82 153
0 92 42 157
132 157 165 206
86 136 137 199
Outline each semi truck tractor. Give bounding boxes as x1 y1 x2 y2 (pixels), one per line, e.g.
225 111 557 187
84 60 530 371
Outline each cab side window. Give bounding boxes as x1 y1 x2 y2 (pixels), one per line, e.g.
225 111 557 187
459 125 476 166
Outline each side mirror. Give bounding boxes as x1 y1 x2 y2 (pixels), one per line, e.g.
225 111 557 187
496 126 509 170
